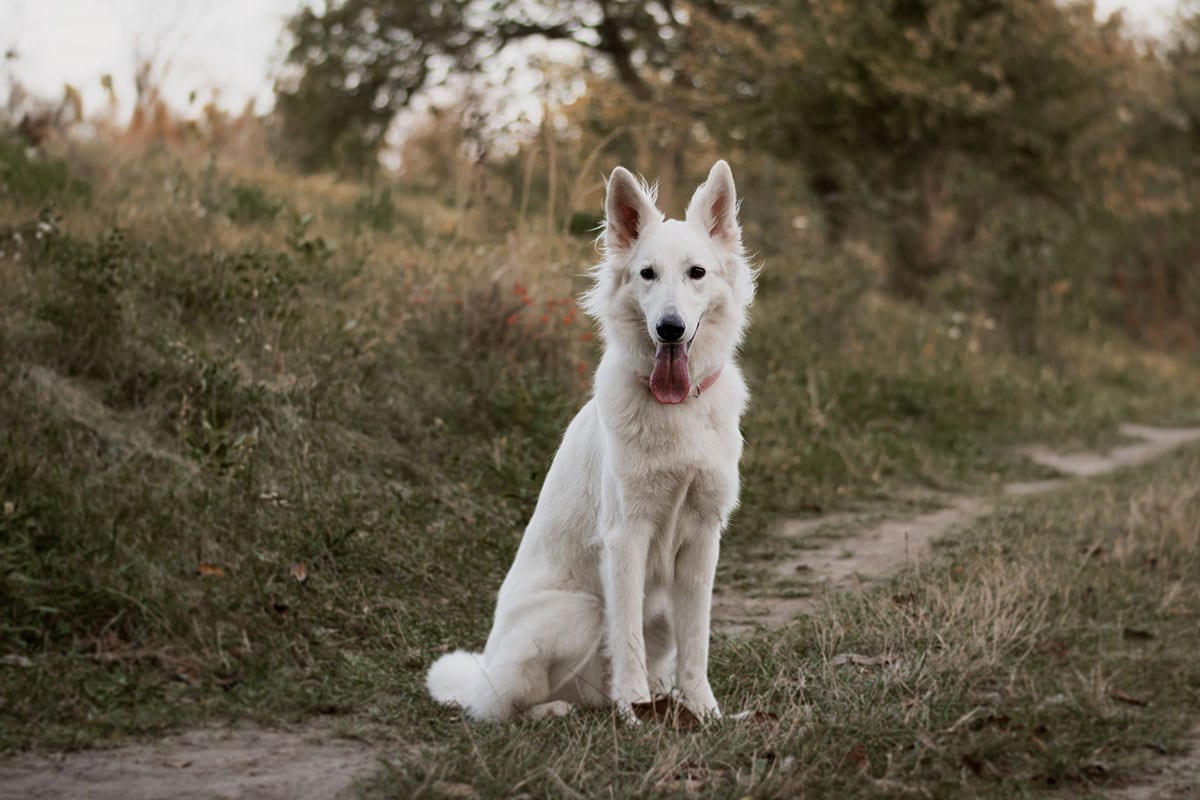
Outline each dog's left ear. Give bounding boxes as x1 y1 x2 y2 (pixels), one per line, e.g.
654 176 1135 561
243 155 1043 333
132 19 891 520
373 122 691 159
686 160 740 248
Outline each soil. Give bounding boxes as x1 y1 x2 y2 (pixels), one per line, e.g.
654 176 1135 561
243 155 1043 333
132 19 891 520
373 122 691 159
3 423 1198 799
0 725 387 800
713 424 1200 632
1109 724 1200 800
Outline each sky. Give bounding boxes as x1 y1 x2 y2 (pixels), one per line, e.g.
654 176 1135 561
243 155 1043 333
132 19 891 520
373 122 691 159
0 0 1187 123
1 0 304 118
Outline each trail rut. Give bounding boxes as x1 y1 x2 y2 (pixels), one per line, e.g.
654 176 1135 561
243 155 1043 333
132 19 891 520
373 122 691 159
714 423 1200 632
0 725 388 800
3 423 1197 799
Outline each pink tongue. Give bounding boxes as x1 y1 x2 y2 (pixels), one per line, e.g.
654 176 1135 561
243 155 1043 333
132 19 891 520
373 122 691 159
649 343 691 404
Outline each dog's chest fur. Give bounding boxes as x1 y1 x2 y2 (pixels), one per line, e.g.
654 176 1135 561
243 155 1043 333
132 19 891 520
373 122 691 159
597 373 746 582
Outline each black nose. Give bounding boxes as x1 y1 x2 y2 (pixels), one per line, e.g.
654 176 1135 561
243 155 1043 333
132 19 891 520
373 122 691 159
656 314 686 343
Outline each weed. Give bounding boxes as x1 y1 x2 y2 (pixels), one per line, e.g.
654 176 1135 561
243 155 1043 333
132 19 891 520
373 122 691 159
352 187 397 233
33 227 129 379
0 135 91 205
1 141 1199 800
224 183 286 224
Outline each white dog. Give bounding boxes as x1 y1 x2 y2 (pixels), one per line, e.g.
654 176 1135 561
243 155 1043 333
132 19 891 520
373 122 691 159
426 160 755 722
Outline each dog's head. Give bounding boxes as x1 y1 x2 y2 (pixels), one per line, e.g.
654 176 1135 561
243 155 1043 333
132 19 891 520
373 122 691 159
583 160 756 404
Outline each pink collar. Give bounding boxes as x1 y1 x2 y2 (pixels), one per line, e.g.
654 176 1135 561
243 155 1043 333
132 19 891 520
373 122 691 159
695 367 723 396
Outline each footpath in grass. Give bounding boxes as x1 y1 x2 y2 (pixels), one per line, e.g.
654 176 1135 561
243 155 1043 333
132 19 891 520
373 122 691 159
356 441 1200 798
3 145 1200 797
714 423 1200 633
3 434 1199 799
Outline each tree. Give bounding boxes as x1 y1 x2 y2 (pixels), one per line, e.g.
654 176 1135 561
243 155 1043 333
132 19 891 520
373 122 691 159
1167 1 1200 147
713 0 1138 291
274 0 754 173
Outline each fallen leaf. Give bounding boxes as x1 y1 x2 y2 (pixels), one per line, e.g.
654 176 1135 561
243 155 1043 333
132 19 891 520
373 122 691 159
843 743 870 774
731 709 780 730
831 653 894 668
164 758 192 769
290 562 308 583
196 562 225 578
1109 688 1149 707
960 752 985 775
632 696 702 730
967 681 1005 705
1035 639 1069 660
174 664 202 688
215 672 240 690
1122 627 1154 641
0 654 32 668
433 781 478 799
2 501 14 515
266 598 289 616
654 761 714 793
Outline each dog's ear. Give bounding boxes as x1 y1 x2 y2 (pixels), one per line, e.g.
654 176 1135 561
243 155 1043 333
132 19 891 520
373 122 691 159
686 160 740 248
605 167 661 253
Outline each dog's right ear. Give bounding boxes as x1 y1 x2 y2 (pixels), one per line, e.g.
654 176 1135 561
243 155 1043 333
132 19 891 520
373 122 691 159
605 167 661 254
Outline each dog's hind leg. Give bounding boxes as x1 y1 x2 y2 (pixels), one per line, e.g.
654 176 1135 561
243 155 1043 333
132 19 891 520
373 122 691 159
527 700 574 719
470 589 604 720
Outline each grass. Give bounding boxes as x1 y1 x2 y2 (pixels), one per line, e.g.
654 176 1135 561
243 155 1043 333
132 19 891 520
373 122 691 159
1 136 1199 796
359 446 1200 798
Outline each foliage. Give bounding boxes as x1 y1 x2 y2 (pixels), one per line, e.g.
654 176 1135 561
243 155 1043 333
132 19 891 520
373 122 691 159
274 0 755 173
0 134 91 204
222 183 286 225
0 82 1199 800
716 2 1132 289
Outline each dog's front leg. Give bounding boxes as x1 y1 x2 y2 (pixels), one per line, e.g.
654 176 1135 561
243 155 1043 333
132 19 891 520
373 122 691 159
602 520 653 721
672 528 721 719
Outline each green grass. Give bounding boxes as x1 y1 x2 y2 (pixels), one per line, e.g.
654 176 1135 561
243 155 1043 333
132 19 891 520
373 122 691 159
355 446 1200 798
1 141 1200 796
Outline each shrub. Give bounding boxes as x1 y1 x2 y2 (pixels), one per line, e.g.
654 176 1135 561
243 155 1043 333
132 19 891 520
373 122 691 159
0 135 91 205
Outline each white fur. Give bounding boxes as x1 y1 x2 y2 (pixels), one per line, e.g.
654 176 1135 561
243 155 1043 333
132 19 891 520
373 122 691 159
426 160 755 722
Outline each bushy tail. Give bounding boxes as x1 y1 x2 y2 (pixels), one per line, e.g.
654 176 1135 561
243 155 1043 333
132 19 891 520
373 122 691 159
426 650 486 707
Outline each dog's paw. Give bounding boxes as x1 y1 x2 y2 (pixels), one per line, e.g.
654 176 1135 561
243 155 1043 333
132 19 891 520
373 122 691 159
617 702 643 726
527 700 574 720
677 684 721 721
611 684 652 723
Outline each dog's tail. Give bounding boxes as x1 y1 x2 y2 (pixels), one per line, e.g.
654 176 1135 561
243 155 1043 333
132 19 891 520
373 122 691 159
426 650 487 708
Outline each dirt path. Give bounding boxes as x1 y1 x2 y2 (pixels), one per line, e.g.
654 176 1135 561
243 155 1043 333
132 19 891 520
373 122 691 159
713 423 1200 632
1110 724 1200 800
2 423 1197 800
0 725 387 800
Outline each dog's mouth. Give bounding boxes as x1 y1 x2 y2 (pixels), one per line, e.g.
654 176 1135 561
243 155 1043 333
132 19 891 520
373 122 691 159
648 321 700 405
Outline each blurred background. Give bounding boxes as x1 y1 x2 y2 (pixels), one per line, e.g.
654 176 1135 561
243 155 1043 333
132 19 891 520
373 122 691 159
4 0 1200 346
4 0 1200 758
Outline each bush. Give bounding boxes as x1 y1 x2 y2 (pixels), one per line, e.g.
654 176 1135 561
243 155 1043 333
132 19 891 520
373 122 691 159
224 183 285 224
0 135 91 205
33 227 129 378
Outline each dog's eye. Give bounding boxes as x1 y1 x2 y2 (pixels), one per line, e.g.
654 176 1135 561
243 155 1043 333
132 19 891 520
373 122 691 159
688 265 706 280
639 267 656 280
